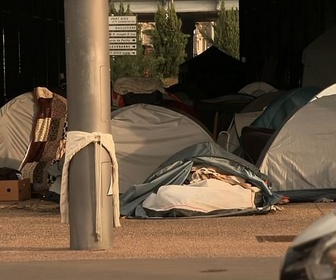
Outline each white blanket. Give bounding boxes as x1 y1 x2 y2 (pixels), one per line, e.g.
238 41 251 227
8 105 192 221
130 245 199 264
142 179 258 213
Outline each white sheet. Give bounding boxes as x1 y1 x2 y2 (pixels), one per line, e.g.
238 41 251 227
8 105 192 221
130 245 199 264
142 179 257 213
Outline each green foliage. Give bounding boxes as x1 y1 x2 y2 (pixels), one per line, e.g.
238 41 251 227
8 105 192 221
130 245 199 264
198 0 240 59
144 4 189 79
109 1 132 15
108 1 190 82
213 0 240 59
109 1 158 83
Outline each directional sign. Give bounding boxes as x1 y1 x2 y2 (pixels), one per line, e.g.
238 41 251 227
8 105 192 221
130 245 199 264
109 25 137 31
109 15 138 56
109 38 137 43
109 16 137 25
109 50 137 56
110 44 137 50
109 31 137 37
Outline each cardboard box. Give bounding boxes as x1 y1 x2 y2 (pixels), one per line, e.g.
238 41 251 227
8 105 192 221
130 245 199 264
0 178 31 201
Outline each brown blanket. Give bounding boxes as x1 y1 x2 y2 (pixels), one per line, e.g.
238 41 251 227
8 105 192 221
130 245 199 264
20 87 67 193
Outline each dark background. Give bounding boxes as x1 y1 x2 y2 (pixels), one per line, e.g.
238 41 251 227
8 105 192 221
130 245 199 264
1 0 335 106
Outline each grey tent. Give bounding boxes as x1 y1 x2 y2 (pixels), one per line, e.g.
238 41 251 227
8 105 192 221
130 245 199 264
0 92 37 169
257 83 336 202
217 89 283 153
111 103 214 193
0 88 67 192
120 141 282 218
238 81 277 97
17 102 213 195
239 86 322 164
250 86 322 130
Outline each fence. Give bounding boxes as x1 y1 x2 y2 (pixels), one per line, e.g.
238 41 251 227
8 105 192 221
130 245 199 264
0 0 65 106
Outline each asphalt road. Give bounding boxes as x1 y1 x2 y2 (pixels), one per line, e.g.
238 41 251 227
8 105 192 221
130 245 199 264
0 257 281 280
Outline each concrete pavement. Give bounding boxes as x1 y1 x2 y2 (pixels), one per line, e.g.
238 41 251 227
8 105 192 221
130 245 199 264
0 199 335 279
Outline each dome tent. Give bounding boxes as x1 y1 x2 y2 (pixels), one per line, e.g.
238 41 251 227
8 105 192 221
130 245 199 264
111 103 214 193
0 88 67 192
257 84 336 202
120 141 282 218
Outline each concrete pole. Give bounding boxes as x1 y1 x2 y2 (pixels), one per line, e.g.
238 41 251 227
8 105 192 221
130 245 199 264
64 0 114 250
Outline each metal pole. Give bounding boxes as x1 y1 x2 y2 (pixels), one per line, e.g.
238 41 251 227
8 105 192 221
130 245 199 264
64 0 114 250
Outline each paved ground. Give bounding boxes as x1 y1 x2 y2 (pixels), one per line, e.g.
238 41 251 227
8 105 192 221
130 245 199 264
0 199 335 279
0 257 282 280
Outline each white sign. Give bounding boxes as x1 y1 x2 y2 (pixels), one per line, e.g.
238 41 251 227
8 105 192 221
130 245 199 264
110 50 137 56
109 31 137 37
109 38 137 43
109 16 137 25
110 44 137 50
109 25 137 31
109 15 138 56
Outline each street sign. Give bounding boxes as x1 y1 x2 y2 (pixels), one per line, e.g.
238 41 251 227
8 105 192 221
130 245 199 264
109 31 136 37
109 15 138 56
110 44 137 50
109 38 137 43
109 25 137 31
109 50 137 56
108 16 137 25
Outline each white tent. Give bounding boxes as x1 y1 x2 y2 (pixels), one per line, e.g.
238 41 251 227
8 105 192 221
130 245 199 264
238 81 277 97
0 94 213 194
0 88 67 192
0 92 37 169
217 90 282 153
111 103 214 193
302 26 336 89
257 83 336 202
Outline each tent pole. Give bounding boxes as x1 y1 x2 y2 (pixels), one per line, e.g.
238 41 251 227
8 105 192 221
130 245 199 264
64 0 114 250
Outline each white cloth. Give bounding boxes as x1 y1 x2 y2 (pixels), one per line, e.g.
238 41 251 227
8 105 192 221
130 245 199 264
60 131 120 241
143 179 258 213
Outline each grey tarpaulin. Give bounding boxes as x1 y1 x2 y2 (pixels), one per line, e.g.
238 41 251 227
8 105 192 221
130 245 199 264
120 141 282 218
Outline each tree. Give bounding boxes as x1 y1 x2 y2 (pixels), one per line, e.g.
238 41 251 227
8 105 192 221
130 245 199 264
109 1 158 83
199 0 240 59
144 4 189 79
214 0 240 59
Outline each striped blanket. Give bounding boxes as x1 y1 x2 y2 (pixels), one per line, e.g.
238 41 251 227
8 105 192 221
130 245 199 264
20 87 67 193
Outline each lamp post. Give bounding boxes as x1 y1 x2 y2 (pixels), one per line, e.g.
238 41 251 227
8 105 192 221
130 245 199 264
64 0 114 250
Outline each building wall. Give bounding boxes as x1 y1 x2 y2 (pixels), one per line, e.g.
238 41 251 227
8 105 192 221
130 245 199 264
193 22 213 56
